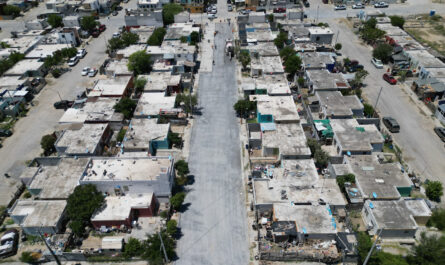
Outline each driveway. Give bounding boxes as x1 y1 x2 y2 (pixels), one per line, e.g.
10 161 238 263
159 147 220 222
175 19 249 265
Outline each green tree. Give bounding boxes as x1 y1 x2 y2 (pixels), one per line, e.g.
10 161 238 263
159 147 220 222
175 93 198 115
168 132 182 148
267 14 274 22
297 77 305 87
59 47 77 58
350 69 369 89
107 37 125 51
114 97 137 119
190 31 200 45
147 27 167 46
274 31 288 49
335 43 342 50
390 16 405 29
123 238 144 258
427 209 445 231
162 3 183 25
116 128 127 142
128 51 152 75
69 220 85 237
426 181 443 202
142 232 176 263
20 252 37 263
357 231 373 263
134 77 147 93
365 18 377 29
170 192 186 210
284 55 302 77
336 174 356 193
314 149 329 168
239 50 251 70
40 134 56 155
363 103 375 117
233 99 256 118
373 44 393 64
166 220 177 236
2 5 20 17
307 138 320 155
180 36 188 43
80 16 98 32
0 42 10 49
279 46 295 63
374 252 408 265
121 32 140 46
47 14 63 28
407 233 445 265
175 160 189 177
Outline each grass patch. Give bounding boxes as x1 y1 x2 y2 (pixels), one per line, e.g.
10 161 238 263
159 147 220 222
383 142 396 154
246 118 257 123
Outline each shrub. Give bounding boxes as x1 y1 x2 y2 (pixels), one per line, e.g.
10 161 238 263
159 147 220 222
426 181 443 202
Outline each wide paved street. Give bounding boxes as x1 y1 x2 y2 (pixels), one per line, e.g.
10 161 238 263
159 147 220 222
175 20 249 265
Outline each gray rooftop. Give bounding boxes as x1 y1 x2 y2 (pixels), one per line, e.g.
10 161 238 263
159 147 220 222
59 97 124 124
316 91 363 117
251 95 300 122
306 70 350 91
268 159 319 187
88 76 132 97
11 200 67 228
246 28 275 42
92 193 154 221
123 119 170 151
331 119 384 153
134 92 176 117
376 24 408 36
246 42 279 57
301 52 335 69
130 26 155 43
406 50 445 68
55 124 109 155
255 74 291 95
4 59 44 76
105 60 133 76
251 56 284 75
139 72 180 92
262 123 311 157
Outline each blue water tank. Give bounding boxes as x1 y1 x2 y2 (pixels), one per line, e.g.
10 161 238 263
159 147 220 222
430 10 436 16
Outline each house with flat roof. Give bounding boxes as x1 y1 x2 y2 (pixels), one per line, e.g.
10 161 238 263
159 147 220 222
405 50 445 78
246 28 275 43
254 75 291 96
105 60 133 77
315 91 364 119
376 24 408 37
330 119 384 155
250 56 284 77
129 26 155 44
138 72 181 94
4 59 46 77
91 193 158 229
300 52 336 71
59 97 124 127
123 119 170 155
10 200 67 235
134 92 176 118
116 45 147 60
24 44 72 59
2 36 43 55
250 95 300 123
55 123 111 156
307 27 334 45
362 199 431 239
25 157 89 200
79 157 174 200
305 70 350 93
88 76 133 98
246 42 279 57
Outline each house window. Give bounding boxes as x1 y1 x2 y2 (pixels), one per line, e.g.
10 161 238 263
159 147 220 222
316 37 320 41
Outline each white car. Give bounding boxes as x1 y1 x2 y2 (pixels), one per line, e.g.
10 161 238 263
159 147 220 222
77 48 87 58
374 1 389 8
334 5 346 10
88 68 98 77
352 3 365 9
371 58 383 69
112 32 121 38
81 67 90 76
208 13 217 19
68 56 79 67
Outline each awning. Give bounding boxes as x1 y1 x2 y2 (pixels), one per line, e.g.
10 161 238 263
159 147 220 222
183 60 195 67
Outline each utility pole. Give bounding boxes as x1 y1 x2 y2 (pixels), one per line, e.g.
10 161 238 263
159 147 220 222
158 231 169 263
316 5 319 23
363 229 383 265
335 30 340 45
373 86 383 117
38 227 61 265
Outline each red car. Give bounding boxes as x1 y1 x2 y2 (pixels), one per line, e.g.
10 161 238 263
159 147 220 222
273 7 286 13
383 73 397 85
99 24 106 32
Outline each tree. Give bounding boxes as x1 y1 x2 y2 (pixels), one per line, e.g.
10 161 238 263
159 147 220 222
107 37 125 51
69 220 85 237
357 231 373 264
168 132 182 148
427 209 445 230
142 232 176 264
134 77 147 94
390 16 405 29
239 50 251 70
350 69 369 89
426 181 443 202
20 252 38 263
175 160 189 177
80 16 98 32
114 97 137 119
284 55 302 77
162 3 183 25
123 238 144 259
360 27 386 44
170 192 186 210
307 138 320 155
166 220 177 236
128 51 152 75
2 5 20 17
364 103 375 117
116 128 127 143
40 134 56 155
374 252 408 265
180 36 188 43
233 99 256 118
175 93 198 115
121 32 140 46
279 46 295 63
47 14 63 28
373 44 393 64
297 77 305 87
147 27 167 46
336 174 356 193
365 18 377 29
274 31 288 49
66 184 104 237
335 43 342 50
190 31 200 45
314 149 329 168
267 14 274 22
407 233 445 265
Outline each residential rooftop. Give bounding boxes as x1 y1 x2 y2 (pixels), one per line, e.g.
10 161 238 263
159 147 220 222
59 97 123 124
306 70 350 91
130 26 155 43
2 36 43 54
262 123 311 158
331 119 384 153
265 159 319 187
116 44 147 58
300 52 335 69
316 91 363 117
307 27 334 35
251 56 284 75
4 59 44 76
0 76 27 91
255 74 291 95
406 50 445 68
139 72 180 92
134 92 176 117
123 119 170 150
55 123 109 155
25 44 72 59
10 200 67 228
88 76 132 97
81 157 172 182
251 95 300 122
246 28 275 42
273 204 337 235
246 42 279 57
27 158 89 199
105 59 133 76
376 24 408 36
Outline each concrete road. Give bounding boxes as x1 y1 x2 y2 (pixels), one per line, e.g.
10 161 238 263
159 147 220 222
175 18 249 265
322 16 445 183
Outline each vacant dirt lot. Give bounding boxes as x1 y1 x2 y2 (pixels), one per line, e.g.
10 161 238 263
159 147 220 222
405 14 445 55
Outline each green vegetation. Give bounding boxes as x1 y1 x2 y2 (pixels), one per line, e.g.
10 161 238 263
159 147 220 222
335 43 342 50
390 16 405 29
350 69 369 89
306 139 329 169
2 5 20 17
168 132 183 148
40 134 56 155
147 27 167 46
0 42 10 49
239 50 251 70
159 210 168 219
44 47 77 69
175 93 198 115
274 31 288 49
180 36 187 43
406 233 445 265
134 77 147 94
373 43 393 64
166 220 178 236
80 16 99 32
190 31 200 45
162 3 183 25
267 14 274 23
123 238 144 259
279 46 296 63
107 32 139 52
47 14 63 28
336 174 355 193
67 184 104 237
364 103 375 117
51 68 61 78
23 191 32 199
233 99 256 118
297 77 305 87
114 97 137 119
425 181 443 202
170 192 186 210
127 51 152 75
427 209 445 230
284 54 302 77
174 160 189 177
116 128 127 143
143 231 176 264
20 252 38 263
0 52 25 76
360 18 386 44
317 22 329 27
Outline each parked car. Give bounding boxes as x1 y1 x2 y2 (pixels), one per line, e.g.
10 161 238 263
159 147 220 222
303 1 310 7
68 56 79 66
99 24 106 32
239 9 250 15
228 4 232 11
112 32 121 38
77 48 87 58
112 10 118 16
81 67 90 76
374 1 389 8
0 229 19 258
88 68 98 77
383 73 397 85
352 3 365 9
383 117 400 133
273 7 286 13
54 100 74 109
209 9 217 14
434 127 445 142
91 30 100 38
334 5 346 10
371 58 383 68
0 129 12 137
208 13 217 19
